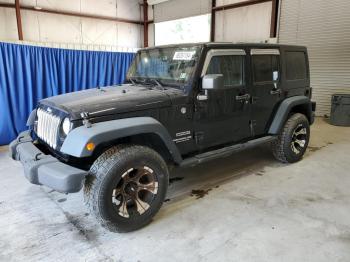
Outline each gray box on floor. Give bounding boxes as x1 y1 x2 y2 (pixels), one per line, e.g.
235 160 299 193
330 94 350 126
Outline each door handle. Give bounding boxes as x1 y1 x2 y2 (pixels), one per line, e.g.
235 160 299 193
235 93 251 101
270 89 282 95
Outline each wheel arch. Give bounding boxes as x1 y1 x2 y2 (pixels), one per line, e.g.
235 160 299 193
91 133 178 165
61 117 182 164
269 96 313 135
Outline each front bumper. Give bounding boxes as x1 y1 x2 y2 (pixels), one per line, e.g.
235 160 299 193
9 131 87 193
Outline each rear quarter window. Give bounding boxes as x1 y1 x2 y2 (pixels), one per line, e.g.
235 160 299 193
285 51 307 80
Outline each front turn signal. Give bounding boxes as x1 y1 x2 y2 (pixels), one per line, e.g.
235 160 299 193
86 142 95 151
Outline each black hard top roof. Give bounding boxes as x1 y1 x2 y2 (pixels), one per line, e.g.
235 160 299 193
140 42 306 51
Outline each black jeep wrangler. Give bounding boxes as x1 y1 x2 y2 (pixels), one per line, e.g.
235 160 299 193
10 43 316 232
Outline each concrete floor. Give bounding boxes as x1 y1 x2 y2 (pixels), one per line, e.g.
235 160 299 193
1 118 350 262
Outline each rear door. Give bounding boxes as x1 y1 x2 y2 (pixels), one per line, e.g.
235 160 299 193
249 49 282 136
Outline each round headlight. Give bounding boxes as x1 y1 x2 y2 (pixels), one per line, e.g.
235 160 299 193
62 117 71 135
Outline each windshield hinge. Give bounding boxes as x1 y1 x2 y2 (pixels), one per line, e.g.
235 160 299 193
81 112 92 128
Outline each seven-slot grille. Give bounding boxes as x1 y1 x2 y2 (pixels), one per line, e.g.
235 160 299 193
36 108 61 149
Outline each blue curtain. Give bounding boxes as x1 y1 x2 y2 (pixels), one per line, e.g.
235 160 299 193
0 42 135 145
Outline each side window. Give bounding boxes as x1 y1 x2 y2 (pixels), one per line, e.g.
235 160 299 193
252 55 279 83
285 51 307 80
206 55 244 87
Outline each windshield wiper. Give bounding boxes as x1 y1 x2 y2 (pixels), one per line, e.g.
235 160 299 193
147 78 164 88
129 77 165 89
129 77 146 86
128 78 137 85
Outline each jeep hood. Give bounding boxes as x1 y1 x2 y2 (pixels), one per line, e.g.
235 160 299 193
39 84 176 120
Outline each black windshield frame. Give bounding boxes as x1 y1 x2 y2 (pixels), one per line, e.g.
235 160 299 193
126 45 202 89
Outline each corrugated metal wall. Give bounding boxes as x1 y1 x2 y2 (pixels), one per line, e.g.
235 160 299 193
278 0 350 116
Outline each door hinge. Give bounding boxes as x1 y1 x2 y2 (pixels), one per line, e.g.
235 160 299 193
249 120 256 137
270 89 282 95
251 96 259 104
194 132 204 144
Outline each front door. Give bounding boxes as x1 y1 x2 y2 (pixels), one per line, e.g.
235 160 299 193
194 49 251 150
249 49 282 136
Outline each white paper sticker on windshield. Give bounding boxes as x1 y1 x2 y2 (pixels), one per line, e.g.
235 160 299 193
179 73 187 79
173 51 195 61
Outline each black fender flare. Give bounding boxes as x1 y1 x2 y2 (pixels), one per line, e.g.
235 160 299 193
268 96 313 134
60 117 183 163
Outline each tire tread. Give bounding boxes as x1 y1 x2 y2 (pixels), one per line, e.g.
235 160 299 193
84 145 168 232
272 113 309 163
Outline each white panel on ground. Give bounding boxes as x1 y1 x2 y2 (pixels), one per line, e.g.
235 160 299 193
215 2 272 43
279 0 350 116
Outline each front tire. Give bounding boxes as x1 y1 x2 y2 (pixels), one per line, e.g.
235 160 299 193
84 145 169 232
272 113 310 163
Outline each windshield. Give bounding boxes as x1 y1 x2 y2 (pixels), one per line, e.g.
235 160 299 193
126 45 201 88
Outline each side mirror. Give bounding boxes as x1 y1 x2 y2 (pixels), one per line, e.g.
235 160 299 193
202 74 224 90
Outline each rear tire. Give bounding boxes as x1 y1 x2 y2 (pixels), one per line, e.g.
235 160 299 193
272 113 310 163
84 145 169 232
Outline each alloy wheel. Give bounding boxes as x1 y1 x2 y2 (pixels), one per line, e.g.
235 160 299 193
291 124 307 154
112 166 158 218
